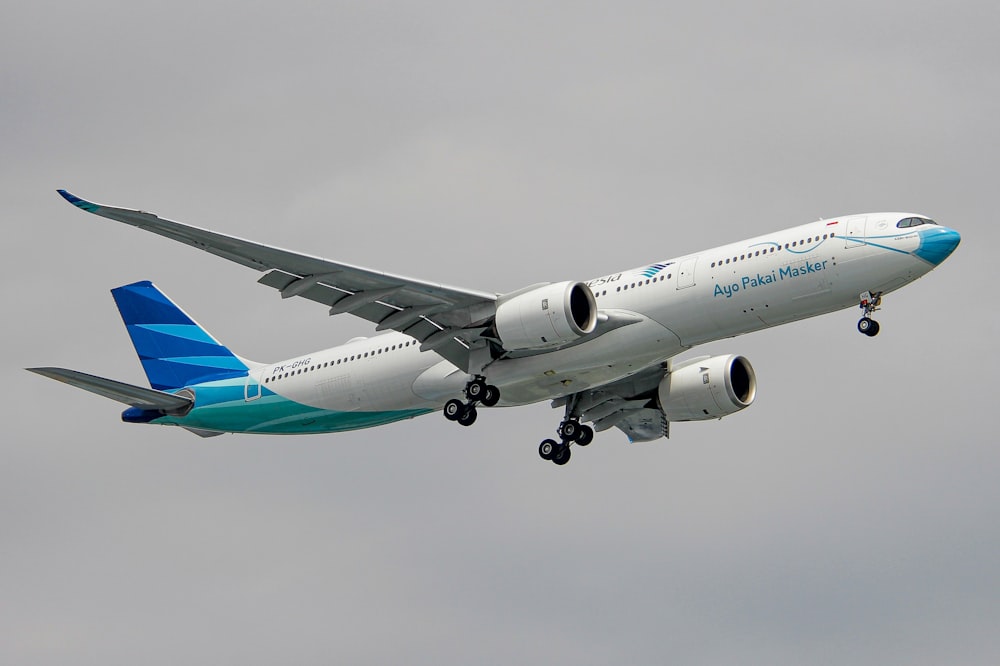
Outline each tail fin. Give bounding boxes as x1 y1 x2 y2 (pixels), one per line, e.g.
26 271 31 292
111 281 249 391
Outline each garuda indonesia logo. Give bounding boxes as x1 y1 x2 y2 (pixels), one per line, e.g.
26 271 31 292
640 262 673 279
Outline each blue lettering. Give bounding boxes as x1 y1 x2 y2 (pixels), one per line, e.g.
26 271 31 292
714 283 739 298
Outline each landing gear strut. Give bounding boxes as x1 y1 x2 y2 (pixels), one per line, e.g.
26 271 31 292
857 291 882 337
538 396 595 466
442 376 499 427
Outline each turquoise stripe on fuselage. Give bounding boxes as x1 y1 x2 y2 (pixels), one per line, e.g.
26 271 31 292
153 378 433 434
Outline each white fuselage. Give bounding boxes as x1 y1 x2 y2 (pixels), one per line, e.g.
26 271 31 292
251 213 945 415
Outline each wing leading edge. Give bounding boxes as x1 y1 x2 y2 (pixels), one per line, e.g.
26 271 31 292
57 190 498 370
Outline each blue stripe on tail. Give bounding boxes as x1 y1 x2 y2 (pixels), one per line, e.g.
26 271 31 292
111 281 248 391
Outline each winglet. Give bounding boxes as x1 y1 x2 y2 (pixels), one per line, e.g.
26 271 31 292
57 189 100 212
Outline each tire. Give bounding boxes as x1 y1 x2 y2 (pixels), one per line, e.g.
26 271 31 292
443 399 464 421
575 425 594 446
865 320 881 337
480 385 500 407
538 439 556 460
858 317 873 334
552 446 571 466
560 421 579 441
457 406 478 426
466 379 487 401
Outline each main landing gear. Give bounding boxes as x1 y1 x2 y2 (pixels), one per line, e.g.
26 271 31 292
857 290 883 337
442 377 597 467
442 376 500 428
537 401 595 466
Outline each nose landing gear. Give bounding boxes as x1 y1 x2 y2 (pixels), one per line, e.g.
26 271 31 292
857 291 883 337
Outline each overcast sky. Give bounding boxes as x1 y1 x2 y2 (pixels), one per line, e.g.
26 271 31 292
3 1 999 663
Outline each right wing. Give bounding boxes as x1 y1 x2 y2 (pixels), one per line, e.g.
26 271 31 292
58 190 498 371
27 367 193 412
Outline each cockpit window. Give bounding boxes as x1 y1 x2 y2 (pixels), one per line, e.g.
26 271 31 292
897 217 938 228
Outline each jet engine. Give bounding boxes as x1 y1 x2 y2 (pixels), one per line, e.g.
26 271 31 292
658 354 756 421
494 281 598 351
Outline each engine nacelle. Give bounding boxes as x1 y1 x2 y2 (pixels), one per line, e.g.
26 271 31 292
658 354 757 421
494 281 598 351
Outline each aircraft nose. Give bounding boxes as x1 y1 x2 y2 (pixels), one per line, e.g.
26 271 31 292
914 226 961 266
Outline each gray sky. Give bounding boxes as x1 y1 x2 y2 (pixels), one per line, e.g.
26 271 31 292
4 1 998 663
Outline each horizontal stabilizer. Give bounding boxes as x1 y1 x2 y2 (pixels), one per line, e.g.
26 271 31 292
26 367 193 412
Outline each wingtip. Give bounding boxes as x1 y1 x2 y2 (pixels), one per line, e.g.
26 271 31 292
57 189 100 212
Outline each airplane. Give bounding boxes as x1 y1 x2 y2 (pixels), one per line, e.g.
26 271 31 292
28 190 961 465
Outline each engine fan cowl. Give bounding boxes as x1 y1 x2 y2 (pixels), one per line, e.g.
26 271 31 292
658 354 756 421
494 281 598 351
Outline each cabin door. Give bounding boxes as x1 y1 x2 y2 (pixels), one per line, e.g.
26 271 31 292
844 216 868 249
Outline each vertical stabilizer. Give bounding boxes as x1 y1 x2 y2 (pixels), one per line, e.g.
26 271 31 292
111 281 248 391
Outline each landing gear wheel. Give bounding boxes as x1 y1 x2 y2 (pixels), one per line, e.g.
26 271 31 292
552 445 571 466
443 399 465 421
457 405 478 426
858 317 880 337
575 425 594 446
465 378 488 401
857 291 884 337
538 439 557 461
480 385 500 407
559 420 579 442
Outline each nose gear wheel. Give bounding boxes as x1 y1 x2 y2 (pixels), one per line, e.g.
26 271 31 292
857 291 883 337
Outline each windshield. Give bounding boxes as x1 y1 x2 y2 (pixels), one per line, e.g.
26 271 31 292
897 217 937 228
